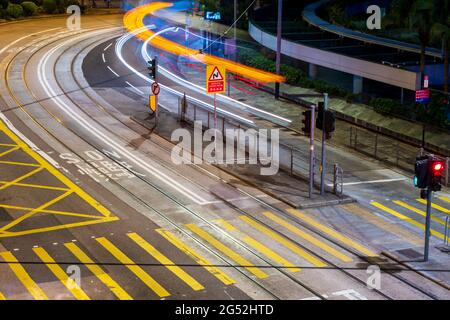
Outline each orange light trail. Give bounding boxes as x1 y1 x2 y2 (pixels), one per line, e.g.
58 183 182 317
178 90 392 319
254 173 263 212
123 2 285 83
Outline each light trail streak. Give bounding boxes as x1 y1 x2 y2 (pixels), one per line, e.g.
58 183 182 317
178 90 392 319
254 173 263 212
123 2 285 83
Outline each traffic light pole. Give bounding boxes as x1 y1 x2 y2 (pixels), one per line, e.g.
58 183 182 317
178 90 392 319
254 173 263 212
274 0 282 99
309 105 316 199
424 186 432 261
320 93 328 195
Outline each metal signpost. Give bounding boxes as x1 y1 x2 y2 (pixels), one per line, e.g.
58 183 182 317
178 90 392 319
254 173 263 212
320 93 329 195
416 75 430 152
151 81 160 125
206 65 226 130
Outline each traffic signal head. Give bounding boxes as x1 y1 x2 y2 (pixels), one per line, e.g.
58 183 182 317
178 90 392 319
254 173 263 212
414 155 429 189
148 58 157 80
428 158 445 191
302 110 312 137
315 102 336 137
414 155 445 191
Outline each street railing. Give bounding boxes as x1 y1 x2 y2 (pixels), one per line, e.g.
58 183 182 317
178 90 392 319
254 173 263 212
176 96 339 195
348 126 450 187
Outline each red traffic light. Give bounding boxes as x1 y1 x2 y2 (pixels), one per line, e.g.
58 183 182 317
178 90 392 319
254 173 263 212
431 161 445 176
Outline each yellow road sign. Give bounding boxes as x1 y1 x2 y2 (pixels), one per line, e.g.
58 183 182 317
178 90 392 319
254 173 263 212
206 65 226 94
149 95 157 112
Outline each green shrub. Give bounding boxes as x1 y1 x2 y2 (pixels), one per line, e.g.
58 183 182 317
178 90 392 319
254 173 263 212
0 0 7 9
42 0 56 13
6 3 23 18
21 1 37 15
32 0 43 6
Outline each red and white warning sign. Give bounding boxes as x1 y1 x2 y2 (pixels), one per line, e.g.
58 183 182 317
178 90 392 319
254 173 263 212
206 65 226 94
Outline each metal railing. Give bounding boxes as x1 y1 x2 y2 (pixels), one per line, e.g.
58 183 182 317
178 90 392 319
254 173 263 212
445 217 449 246
175 95 336 194
348 126 450 187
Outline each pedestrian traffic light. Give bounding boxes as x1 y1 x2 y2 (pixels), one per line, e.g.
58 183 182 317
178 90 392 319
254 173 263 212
316 102 336 139
428 158 445 192
414 155 445 191
148 57 157 80
414 155 429 189
302 110 312 137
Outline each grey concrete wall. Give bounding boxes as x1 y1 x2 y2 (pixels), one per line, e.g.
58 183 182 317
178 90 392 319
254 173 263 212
248 22 421 91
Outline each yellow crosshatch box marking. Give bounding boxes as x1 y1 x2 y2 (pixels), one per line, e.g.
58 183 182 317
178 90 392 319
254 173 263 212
0 119 118 237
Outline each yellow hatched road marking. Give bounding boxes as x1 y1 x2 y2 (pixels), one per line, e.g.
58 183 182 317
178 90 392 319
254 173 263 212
0 190 73 233
155 228 236 285
0 143 17 147
95 237 170 297
393 200 446 226
0 119 111 217
32 247 90 300
263 212 352 263
0 251 48 300
0 203 108 220
439 196 450 203
286 209 377 257
0 167 43 191
185 224 268 279
216 219 300 272
416 199 450 214
0 146 19 157
0 180 70 191
64 242 132 300
371 202 445 240
0 118 115 237
127 233 204 291
0 160 40 167
0 292 5 300
240 216 327 267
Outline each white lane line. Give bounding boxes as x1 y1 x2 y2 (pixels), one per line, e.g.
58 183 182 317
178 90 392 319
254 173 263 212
0 28 68 169
103 43 112 51
326 178 408 187
107 66 119 77
125 81 144 94
102 53 106 63
0 27 62 56
37 30 209 205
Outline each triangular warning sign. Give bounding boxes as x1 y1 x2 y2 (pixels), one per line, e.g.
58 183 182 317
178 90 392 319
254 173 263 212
209 67 224 81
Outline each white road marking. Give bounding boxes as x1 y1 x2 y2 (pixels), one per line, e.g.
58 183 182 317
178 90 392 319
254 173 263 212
37 30 209 205
0 28 66 169
107 65 119 77
103 43 112 51
102 53 106 63
327 178 408 187
125 81 144 94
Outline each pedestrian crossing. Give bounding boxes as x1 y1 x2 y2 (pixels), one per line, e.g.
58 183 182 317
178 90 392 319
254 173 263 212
0 209 377 300
370 196 450 241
